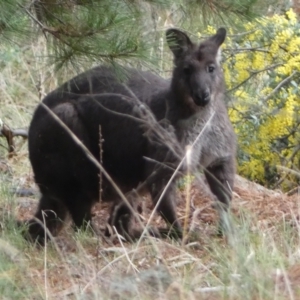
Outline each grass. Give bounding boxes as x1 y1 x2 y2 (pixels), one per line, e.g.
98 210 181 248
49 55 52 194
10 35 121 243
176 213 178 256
1 37 300 300
1 170 300 299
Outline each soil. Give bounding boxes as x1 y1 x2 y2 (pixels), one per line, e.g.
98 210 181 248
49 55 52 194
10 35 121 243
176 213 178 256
14 174 300 243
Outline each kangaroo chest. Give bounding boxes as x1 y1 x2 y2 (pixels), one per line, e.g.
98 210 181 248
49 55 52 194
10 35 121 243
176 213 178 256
176 111 231 169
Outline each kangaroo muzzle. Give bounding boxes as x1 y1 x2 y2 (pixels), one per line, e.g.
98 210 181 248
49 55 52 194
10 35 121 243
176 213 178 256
193 89 210 107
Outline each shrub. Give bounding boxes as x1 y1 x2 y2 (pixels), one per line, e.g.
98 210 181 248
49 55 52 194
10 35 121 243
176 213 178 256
202 10 300 189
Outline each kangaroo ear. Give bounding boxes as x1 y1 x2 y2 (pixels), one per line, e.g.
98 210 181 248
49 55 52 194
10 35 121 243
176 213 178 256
211 28 226 47
166 29 193 58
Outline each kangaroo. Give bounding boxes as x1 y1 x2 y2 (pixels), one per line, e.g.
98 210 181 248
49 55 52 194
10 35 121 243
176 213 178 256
26 27 236 243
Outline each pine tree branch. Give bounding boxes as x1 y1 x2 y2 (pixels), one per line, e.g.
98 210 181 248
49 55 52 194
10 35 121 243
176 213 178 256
19 3 139 62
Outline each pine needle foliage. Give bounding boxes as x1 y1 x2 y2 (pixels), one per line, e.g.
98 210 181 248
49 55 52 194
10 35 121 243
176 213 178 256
0 0 280 71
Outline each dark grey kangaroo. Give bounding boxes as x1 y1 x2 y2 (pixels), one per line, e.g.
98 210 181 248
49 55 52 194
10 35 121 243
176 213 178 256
26 27 236 243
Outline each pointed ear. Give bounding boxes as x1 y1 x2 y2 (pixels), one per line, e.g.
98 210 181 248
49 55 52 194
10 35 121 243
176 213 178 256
210 28 226 47
166 28 193 59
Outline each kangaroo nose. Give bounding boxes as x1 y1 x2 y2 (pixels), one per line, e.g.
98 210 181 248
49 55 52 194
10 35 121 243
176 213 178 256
203 91 210 100
193 90 210 107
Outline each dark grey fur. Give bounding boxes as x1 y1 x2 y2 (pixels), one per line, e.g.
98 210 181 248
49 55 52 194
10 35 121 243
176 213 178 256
26 27 236 243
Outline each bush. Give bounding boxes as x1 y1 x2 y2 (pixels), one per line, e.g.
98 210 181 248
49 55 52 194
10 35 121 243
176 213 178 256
204 10 300 190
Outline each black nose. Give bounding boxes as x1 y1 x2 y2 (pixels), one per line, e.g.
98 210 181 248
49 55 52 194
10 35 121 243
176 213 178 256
203 91 210 100
193 91 210 106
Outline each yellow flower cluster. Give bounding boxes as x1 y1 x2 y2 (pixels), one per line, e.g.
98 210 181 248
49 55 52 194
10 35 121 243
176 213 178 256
211 9 300 189
286 8 297 24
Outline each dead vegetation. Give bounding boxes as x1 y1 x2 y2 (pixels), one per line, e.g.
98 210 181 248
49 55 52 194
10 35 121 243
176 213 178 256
1 163 297 299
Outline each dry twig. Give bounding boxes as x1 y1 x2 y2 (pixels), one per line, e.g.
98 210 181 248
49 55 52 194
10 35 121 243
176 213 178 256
0 120 28 153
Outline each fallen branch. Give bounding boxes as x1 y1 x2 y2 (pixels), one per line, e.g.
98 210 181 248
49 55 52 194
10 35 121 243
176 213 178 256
0 120 28 153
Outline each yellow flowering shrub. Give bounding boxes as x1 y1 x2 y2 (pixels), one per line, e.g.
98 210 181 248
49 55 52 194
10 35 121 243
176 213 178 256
206 9 300 189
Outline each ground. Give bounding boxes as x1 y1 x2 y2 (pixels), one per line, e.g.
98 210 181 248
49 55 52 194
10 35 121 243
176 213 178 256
4 156 300 299
14 172 300 245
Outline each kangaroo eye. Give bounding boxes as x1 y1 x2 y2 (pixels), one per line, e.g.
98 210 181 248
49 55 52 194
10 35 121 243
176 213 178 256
207 65 215 73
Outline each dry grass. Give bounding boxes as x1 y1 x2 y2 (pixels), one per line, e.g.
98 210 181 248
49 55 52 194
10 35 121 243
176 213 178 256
1 38 300 300
1 163 300 299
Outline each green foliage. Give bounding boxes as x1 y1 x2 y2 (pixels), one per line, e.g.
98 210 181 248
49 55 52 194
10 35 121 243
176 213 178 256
1 0 166 71
185 0 267 26
0 0 280 72
0 0 31 43
213 9 300 189
34 1 151 68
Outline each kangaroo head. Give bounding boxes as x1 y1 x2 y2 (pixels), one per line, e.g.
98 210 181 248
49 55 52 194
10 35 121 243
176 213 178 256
166 28 226 107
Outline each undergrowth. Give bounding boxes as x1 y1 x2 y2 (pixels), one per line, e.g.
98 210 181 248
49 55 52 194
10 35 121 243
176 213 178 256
0 178 300 299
